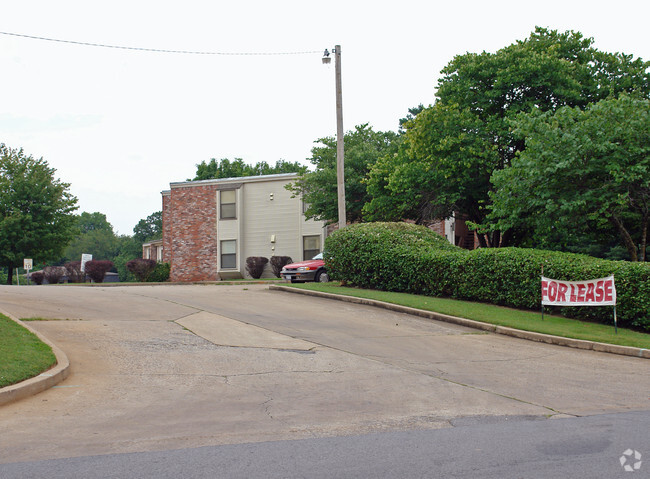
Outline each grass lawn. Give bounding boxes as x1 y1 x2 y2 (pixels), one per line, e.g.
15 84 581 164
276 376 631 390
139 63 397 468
286 283 650 349
0 314 57 388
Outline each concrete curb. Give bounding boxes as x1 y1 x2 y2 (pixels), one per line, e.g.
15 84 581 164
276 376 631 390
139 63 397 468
0 309 71 406
269 285 649 360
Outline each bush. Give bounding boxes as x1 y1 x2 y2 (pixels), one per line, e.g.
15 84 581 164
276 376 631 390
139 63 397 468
146 262 170 282
64 262 85 283
126 258 157 282
245 256 269 279
43 266 66 284
270 256 293 278
84 260 114 283
30 271 44 285
325 222 650 331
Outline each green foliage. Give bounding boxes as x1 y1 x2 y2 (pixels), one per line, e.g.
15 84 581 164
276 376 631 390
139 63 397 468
287 124 400 224
369 28 649 247
192 158 307 181
133 211 162 242
364 104 500 232
146 262 170 282
64 212 120 262
490 95 650 261
324 222 650 331
0 144 78 284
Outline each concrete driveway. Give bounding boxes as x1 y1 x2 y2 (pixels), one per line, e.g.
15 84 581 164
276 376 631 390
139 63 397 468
0 284 648 464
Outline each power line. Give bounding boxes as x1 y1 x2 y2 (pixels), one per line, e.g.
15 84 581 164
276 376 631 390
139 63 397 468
0 31 320 56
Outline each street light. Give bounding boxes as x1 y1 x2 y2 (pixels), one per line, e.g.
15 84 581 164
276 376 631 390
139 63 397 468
323 46 346 229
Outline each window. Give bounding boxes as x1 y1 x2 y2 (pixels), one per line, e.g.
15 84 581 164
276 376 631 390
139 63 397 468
220 190 236 219
221 240 237 269
303 235 321 260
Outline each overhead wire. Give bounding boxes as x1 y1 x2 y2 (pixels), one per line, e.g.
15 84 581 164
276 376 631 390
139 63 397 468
0 31 321 56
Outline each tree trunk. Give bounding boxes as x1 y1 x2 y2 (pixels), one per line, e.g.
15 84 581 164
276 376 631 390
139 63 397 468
610 214 638 261
6 267 14 285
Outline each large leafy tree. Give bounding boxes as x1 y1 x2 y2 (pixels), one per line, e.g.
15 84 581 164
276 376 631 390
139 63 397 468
63 212 120 262
490 96 650 261
368 27 649 247
191 158 307 181
364 104 499 235
287 124 399 224
133 211 162 243
0 144 78 284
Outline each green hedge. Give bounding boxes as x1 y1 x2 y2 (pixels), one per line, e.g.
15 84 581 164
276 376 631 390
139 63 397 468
146 262 171 282
324 222 650 331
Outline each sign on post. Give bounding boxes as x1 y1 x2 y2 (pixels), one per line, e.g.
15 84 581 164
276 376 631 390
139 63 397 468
23 259 33 286
80 254 92 272
541 275 618 332
541 276 616 306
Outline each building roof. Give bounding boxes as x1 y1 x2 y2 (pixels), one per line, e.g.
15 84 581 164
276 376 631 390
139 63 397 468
168 172 301 190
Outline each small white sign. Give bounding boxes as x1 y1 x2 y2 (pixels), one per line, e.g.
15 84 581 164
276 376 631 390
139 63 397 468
81 254 93 272
23 258 33 270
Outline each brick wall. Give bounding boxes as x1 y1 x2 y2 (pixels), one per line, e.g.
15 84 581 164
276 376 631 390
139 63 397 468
162 193 172 263
164 185 219 282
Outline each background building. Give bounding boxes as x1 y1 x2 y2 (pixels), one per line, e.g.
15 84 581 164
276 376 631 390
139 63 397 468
161 173 327 282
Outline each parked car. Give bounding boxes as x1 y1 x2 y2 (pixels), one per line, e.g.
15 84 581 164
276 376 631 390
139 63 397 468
280 253 329 283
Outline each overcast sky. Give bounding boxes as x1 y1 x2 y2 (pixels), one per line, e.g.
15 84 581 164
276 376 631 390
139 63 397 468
2 0 649 235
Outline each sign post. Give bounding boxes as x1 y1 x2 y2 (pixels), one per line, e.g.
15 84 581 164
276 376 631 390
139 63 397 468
23 258 33 285
541 275 618 333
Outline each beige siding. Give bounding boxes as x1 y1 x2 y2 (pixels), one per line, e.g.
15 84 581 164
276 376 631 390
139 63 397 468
240 179 325 277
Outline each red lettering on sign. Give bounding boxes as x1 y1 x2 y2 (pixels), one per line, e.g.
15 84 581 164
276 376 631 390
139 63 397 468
604 279 613 302
595 281 604 301
585 283 595 302
557 282 568 302
541 280 548 300
569 284 577 302
548 281 557 301
577 284 586 302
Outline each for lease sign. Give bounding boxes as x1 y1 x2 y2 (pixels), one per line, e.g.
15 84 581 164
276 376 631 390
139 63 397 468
541 276 616 307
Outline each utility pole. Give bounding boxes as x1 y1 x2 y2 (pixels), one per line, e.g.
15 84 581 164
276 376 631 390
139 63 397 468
323 46 346 230
334 45 346 230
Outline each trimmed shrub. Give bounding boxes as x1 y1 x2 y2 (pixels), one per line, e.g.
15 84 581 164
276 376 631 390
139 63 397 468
325 222 650 331
30 271 44 285
147 262 171 282
43 266 66 284
126 258 157 282
246 256 269 279
84 260 114 283
65 262 85 283
270 256 293 278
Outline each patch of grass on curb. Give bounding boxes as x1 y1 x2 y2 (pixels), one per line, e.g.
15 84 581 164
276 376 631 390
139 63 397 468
0 314 57 388
285 283 650 349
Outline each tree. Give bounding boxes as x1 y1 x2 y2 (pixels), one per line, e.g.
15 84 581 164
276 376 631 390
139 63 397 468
133 211 162 242
63 212 120 263
0 144 78 284
287 124 400 224
489 95 650 261
364 104 500 240
191 158 307 181
369 28 649 246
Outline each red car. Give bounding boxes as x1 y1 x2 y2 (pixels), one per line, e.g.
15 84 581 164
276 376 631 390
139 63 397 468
281 253 330 283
